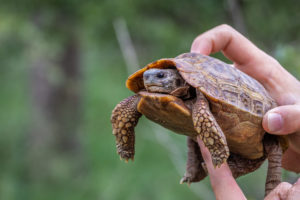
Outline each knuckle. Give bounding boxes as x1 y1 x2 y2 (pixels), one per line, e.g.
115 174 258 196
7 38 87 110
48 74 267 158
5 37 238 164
266 55 281 67
273 182 292 197
278 182 292 189
217 24 234 31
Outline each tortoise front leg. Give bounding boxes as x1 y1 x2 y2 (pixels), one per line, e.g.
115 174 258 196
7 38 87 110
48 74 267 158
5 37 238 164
111 95 142 162
180 137 207 184
192 92 229 167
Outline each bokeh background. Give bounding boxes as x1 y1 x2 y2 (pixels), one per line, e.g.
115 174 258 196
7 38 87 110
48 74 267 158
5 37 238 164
1 0 300 199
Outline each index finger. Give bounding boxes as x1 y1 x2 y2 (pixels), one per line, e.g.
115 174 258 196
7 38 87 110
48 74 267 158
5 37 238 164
191 25 265 65
191 24 297 103
190 25 278 85
197 137 247 200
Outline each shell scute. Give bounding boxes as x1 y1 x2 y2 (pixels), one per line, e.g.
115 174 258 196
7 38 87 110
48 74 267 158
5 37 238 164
126 53 276 116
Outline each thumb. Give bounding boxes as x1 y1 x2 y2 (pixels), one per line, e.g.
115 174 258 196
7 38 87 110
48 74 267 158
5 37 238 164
263 105 300 135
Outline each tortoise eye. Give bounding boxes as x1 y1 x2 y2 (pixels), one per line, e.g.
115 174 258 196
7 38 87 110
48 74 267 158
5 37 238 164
156 72 164 78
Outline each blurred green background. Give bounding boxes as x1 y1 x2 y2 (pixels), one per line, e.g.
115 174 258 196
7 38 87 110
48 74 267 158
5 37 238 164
0 0 299 199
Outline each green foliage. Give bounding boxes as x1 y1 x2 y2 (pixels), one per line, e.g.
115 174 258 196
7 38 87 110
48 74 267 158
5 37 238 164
0 0 299 199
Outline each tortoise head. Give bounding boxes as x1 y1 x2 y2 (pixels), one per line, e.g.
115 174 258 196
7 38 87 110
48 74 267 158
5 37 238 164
143 68 186 94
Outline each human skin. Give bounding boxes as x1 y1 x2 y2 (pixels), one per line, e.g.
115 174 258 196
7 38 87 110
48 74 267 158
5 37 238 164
191 24 300 199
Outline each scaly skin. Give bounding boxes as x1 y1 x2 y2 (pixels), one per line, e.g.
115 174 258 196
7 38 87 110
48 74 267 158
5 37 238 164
112 53 285 196
180 137 207 184
111 95 142 161
192 92 230 167
264 134 282 196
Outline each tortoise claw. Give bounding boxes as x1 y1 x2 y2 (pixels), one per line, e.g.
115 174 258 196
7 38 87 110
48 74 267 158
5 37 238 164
119 156 134 163
179 177 191 186
111 95 142 163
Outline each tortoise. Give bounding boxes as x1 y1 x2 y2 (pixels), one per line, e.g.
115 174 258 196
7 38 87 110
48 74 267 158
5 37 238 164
111 52 287 196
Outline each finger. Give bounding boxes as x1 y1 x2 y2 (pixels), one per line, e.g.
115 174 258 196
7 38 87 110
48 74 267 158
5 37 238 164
264 182 292 200
191 24 271 71
190 24 291 94
263 105 300 155
286 178 300 200
197 137 246 200
263 105 300 135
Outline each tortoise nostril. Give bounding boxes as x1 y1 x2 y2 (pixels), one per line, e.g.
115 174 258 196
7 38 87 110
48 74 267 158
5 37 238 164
176 79 181 86
156 72 164 79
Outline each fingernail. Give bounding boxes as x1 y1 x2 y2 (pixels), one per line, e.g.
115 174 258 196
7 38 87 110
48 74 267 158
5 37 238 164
267 112 283 132
191 41 210 55
191 45 205 54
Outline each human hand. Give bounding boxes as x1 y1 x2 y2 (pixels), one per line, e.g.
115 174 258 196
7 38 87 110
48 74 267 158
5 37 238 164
191 24 300 172
265 179 300 200
199 136 300 200
197 138 247 200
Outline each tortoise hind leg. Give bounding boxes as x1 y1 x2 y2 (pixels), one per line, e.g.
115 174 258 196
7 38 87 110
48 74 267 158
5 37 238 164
111 95 142 161
180 137 207 184
192 92 229 167
264 134 283 196
227 152 266 178
180 137 266 185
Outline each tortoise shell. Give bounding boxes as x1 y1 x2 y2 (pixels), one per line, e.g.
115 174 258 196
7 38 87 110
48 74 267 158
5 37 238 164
126 53 281 159
127 53 276 116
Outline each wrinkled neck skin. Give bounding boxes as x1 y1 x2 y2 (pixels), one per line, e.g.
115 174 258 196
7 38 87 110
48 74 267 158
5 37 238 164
143 68 192 98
